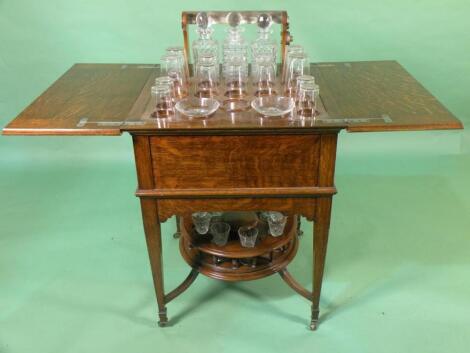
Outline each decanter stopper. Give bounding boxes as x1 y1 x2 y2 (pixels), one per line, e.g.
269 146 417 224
196 12 209 29
257 13 272 30
227 12 242 28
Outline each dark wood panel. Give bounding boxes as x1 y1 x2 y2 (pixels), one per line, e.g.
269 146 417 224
135 186 336 198
149 135 320 189
311 60 463 132
3 63 157 135
156 197 317 222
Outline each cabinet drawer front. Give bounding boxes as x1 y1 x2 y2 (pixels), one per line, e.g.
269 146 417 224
150 135 320 189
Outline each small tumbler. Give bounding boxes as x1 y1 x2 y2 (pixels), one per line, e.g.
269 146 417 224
192 212 212 235
161 54 188 98
223 58 248 98
210 222 231 246
267 212 288 237
238 226 259 248
166 46 189 83
253 55 277 97
285 52 309 96
282 44 304 84
296 81 320 118
151 84 174 118
195 53 219 98
295 75 315 98
155 76 176 102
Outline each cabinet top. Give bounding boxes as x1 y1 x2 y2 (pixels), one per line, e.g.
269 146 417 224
2 61 462 136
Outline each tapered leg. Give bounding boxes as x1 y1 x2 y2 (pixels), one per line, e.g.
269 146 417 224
311 196 333 330
140 198 168 326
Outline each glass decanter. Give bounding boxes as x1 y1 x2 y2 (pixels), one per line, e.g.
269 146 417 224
192 12 219 66
222 12 249 75
251 14 278 76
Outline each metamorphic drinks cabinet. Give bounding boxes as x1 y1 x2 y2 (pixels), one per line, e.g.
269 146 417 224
2 11 462 330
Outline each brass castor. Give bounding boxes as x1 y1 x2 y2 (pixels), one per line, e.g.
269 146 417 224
158 309 168 327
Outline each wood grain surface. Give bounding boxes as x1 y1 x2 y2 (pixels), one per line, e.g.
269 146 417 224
2 61 462 135
149 135 320 189
3 63 158 135
156 198 317 223
311 60 463 132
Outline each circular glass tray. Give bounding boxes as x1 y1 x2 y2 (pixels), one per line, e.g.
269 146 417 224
175 97 220 118
251 96 295 117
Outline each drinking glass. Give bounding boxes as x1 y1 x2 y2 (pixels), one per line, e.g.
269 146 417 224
295 75 315 98
258 211 271 222
150 84 174 118
223 58 248 98
155 76 176 102
166 46 189 83
238 226 259 248
282 45 304 84
285 53 309 96
253 56 277 97
296 81 320 118
192 212 212 234
210 222 231 246
195 53 219 98
251 47 276 83
161 54 188 98
267 212 288 237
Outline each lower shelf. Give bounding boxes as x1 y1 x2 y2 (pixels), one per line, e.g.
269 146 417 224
179 212 299 281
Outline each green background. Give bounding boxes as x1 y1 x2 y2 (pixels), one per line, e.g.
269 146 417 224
1 1 469 352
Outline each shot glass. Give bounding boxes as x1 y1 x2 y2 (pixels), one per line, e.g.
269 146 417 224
267 212 288 237
258 211 271 222
210 222 231 246
238 226 259 248
192 212 212 235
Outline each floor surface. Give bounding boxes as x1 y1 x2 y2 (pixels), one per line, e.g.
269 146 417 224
1 134 469 353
